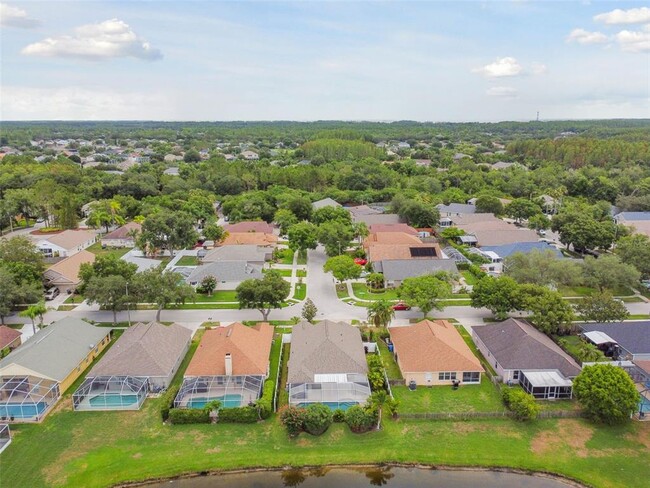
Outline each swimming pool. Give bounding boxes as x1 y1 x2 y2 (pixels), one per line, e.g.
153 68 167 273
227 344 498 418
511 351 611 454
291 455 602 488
187 394 243 409
297 402 358 411
89 394 141 408
0 401 49 419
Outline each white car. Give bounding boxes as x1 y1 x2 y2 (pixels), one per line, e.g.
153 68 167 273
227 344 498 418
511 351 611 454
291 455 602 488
44 287 60 301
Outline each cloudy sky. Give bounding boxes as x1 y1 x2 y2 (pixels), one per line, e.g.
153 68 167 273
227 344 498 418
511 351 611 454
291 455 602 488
1 1 649 121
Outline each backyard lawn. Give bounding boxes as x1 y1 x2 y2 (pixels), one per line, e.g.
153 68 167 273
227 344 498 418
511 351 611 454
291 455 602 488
175 256 199 266
377 340 402 380
86 242 130 259
460 270 479 285
392 379 506 414
276 249 295 265
554 334 609 363
195 290 239 302
558 285 635 297
351 283 399 301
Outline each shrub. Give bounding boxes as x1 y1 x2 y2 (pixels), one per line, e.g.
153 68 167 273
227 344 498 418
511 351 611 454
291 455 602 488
280 405 306 437
332 409 346 423
345 405 378 433
368 370 385 391
502 388 539 421
256 380 275 420
160 384 180 422
218 406 259 423
303 403 333 436
168 408 210 424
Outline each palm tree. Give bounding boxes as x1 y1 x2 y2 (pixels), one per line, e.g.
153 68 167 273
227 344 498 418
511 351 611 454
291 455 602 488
19 301 48 335
369 390 388 429
366 273 385 291
367 300 395 328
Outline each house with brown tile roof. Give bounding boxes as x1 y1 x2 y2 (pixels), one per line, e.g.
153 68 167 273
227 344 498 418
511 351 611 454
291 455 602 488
389 320 483 386
224 221 275 234
368 224 418 235
44 250 95 291
100 222 141 248
363 232 422 247
221 232 278 246
366 242 442 263
174 323 274 409
36 229 97 257
0 326 22 352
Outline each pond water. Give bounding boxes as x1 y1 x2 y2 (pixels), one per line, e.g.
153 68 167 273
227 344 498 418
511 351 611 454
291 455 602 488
147 466 576 487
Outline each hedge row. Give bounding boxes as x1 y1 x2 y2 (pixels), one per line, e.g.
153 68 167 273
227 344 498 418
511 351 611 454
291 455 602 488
218 406 258 423
168 408 210 424
160 384 180 422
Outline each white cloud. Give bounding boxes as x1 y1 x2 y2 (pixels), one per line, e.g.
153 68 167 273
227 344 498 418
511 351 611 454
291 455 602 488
486 86 518 99
594 7 650 25
615 29 650 53
566 28 609 45
531 62 547 75
473 57 523 78
0 2 41 28
21 19 162 61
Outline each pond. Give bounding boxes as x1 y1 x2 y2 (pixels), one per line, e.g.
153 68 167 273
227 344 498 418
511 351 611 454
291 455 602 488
145 466 578 487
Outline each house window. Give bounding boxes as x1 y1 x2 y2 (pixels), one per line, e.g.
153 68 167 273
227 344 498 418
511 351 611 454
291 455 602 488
513 370 520 381
438 372 457 381
462 372 480 383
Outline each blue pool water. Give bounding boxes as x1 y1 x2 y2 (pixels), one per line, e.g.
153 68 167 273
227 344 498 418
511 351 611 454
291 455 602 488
640 396 650 414
187 394 243 409
0 401 49 419
89 394 140 408
297 402 357 411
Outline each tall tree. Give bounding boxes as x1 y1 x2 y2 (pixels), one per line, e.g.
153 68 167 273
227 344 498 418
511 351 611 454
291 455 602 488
84 275 130 325
301 298 318 323
582 255 641 292
287 222 319 254
474 196 504 216
19 301 48 335
317 220 354 256
397 272 453 318
518 284 575 335
236 270 290 321
470 275 521 320
274 209 298 236
138 211 199 256
577 292 630 323
0 236 45 285
133 268 196 322
323 255 362 282
0 268 42 325
367 300 395 327
504 249 581 287
506 198 541 223
616 234 650 279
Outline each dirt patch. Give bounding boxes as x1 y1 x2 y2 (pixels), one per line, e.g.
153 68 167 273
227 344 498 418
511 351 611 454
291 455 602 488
296 437 314 447
531 420 594 458
625 424 650 451
206 447 222 454
132 453 143 459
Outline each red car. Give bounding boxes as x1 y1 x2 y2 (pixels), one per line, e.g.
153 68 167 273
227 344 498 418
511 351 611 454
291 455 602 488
392 302 411 311
354 258 367 266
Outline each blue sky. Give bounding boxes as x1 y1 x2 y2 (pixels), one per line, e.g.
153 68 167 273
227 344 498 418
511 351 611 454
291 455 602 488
1 1 648 121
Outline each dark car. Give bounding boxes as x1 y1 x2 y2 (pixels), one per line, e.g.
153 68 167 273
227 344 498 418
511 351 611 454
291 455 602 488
392 301 411 311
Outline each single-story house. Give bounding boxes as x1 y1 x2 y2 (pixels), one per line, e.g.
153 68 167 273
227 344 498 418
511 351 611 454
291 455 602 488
240 150 259 160
120 251 161 273
186 261 263 288
36 229 97 257
163 167 180 176
174 322 274 409
224 221 275 234
312 198 341 210
613 212 650 239
446 214 539 247
287 320 370 410
472 318 580 399
363 232 422 247
581 321 650 361
0 317 110 421
368 223 418 235
374 258 458 287
221 232 278 246
43 249 96 292
475 242 563 273
390 320 484 386
366 242 443 263
73 322 191 411
436 203 477 216
100 222 141 248
0 326 22 353
354 213 402 226
201 244 271 264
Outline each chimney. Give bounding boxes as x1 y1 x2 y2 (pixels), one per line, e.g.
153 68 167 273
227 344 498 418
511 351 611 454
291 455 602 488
225 353 232 376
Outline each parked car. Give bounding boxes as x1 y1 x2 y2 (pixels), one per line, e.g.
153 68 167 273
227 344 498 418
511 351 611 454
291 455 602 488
392 301 411 311
44 287 60 301
538 229 547 236
354 258 367 266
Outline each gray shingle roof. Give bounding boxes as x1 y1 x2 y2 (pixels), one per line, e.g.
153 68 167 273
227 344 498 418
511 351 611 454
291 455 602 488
580 321 650 355
0 317 109 382
90 322 191 378
187 261 263 284
312 198 341 210
436 203 477 215
287 321 368 383
473 318 581 378
380 259 458 281
201 245 270 263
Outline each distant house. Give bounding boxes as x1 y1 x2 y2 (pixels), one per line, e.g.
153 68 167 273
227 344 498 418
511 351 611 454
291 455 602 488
73 322 191 411
224 221 275 234
581 321 650 361
186 261 263 288
390 320 484 386
446 213 539 247
414 159 432 167
44 249 95 292
240 150 259 160
436 203 477 217
201 244 271 264
368 223 418 235
0 318 110 421
100 222 141 248
36 229 97 257
163 167 180 176
475 242 563 273
472 318 580 399
164 154 183 163
364 232 422 247
0 326 22 353
221 232 278 246
614 212 650 239
491 161 520 171
453 153 473 161
174 323 274 409
287 320 371 410
312 198 341 210
366 242 443 263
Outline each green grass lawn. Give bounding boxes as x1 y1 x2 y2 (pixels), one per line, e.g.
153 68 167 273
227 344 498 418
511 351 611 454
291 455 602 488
297 269 307 278
554 335 609 363
558 285 635 297
266 268 293 277
351 283 399 301
194 290 239 302
377 340 402 380
277 343 290 408
460 270 479 285
454 325 498 377
175 256 199 266
293 283 306 301
336 284 349 299
86 242 130 259
277 249 295 265
297 250 307 265
393 379 506 414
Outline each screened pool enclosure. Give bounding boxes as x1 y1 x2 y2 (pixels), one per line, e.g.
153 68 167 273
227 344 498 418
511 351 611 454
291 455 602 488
174 375 264 409
0 375 59 422
288 373 371 410
73 376 148 411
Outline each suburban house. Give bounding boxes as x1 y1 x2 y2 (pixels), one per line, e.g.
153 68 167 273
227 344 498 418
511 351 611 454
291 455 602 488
444 213 539 247
73 322 191 411
473 242 563 274
389 320 484 386
436 203 477 218
287 320 371 410
100 222 142 248
366 241 444 264
613 212 650 238
368 223 418 235
221 232 278 246
312 198 341 210
472 318 580 399
0 326 22 353
374 259 458 287
581 321 650 361
240 150 259 160
201 244 272 264
364 232 423 247
120 251 161 273
43 249 95 292
174 323 274 409
224 221 275 234
347 205 403 225
186 261 263 288
0 318 110 421
35 229 97 257
163 167 180 176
